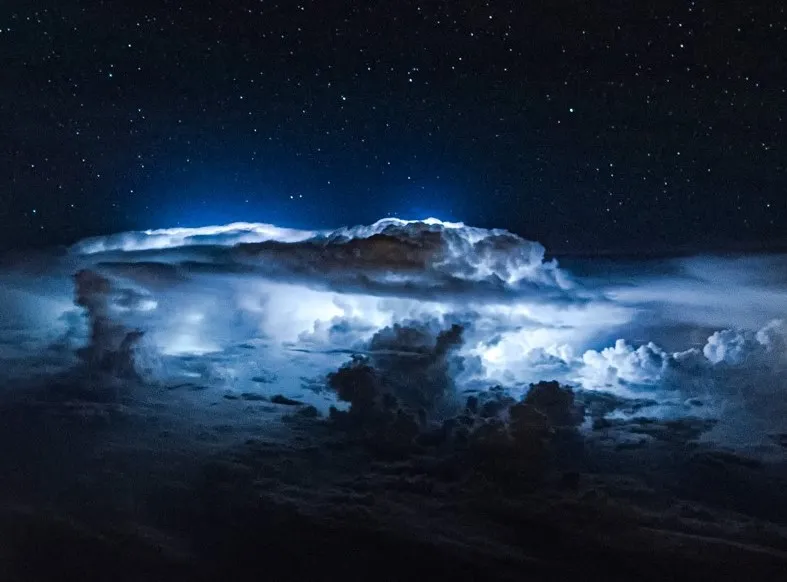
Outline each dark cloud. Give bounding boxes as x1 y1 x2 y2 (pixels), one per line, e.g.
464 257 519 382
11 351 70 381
327 320 587 480
73 270 144 378
328 322 466 422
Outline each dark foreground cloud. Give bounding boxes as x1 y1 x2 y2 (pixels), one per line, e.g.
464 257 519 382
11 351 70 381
327 322 466 421
323 319 587 482
74 270 145 378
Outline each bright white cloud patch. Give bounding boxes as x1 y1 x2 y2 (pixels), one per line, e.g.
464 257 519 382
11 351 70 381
71 221 319 254
580 340 670 391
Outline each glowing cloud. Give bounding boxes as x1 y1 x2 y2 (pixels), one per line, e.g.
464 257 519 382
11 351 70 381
0 217 785 451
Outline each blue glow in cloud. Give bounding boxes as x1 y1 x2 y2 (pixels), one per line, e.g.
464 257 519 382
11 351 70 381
2 217 787 453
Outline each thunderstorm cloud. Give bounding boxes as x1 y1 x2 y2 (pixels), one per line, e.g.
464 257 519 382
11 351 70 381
1 218 786 452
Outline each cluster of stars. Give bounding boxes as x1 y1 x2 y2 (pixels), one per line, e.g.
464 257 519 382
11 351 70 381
1 1 784 251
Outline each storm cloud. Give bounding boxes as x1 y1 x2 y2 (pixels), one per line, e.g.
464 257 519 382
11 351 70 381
0 218 785 454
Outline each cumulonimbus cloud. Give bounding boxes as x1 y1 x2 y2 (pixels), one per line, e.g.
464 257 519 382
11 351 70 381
0 217 784 453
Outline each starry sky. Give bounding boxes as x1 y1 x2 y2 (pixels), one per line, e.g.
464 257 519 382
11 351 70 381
2 1 785 253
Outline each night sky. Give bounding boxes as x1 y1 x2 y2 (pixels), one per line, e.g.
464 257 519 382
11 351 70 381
3 1 785 253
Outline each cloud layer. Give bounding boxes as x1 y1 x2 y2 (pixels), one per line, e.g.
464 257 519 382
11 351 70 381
0 218 785 454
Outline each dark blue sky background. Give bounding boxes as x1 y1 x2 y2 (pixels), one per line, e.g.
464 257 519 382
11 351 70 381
2 0 785 252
